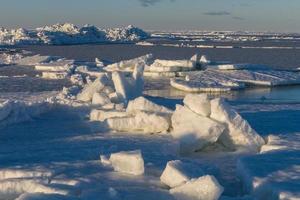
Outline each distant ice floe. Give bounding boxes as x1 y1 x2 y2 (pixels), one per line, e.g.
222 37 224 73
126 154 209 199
0 23 149 45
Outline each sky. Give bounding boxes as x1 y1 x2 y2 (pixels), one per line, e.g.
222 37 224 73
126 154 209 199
0 0 299 32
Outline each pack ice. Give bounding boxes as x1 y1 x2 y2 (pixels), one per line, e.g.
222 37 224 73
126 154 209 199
0 23 149 45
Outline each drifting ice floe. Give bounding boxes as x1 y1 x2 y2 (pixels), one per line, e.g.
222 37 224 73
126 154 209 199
171 68 300 92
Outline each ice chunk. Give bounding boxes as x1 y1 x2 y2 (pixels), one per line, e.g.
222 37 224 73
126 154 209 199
183 94 211 117
160 160 204 188
104 54 152 72
107 111 170 133
91 92 111 105
35 60 74 72
171 105 225 154
112 65 144 104
90 109 128 122
126 96 172 115
77 73 111 102
170 175 224 200
109 150 144 175
100 155 112 166
0 101 12 121
200 55 211 65
70 74 84 86
146 58 196 73
210 98 265 152
41 72 69 79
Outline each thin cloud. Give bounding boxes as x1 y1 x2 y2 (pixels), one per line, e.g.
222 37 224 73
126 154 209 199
232 16 245 20
138 0 175 7
203 11 231 16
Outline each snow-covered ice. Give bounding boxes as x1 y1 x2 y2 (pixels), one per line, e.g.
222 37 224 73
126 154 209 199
160 160 204 188
237 133 300 199
170 175 224 200
90 109 127 122
109 150 145 176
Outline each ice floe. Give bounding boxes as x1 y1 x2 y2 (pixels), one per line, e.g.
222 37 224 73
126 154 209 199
171 68 300 92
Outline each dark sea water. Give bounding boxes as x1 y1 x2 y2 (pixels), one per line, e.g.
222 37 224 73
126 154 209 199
21 42 300 69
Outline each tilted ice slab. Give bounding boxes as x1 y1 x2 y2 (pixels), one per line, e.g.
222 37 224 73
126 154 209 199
210 98 265 152
76 73 112 102
104 54 153 72
171 104 225 154
126 96 172 115
112 65 144 104
237 133 300 200
170 175 224 200
171 69 300 92
160 160 204 188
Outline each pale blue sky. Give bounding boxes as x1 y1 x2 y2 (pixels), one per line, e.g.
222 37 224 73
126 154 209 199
0 0 299 32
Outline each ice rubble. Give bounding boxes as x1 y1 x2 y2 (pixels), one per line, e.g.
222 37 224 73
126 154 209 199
91 96 172 134
171 94 264 153
171 68 300 92
160 160 204 188
0 23 149 45
237 133 300 200
109 150 145 175
170 175 224 200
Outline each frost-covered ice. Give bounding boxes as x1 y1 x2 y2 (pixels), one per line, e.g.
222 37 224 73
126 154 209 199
160 160 204 188
0 23 149 45
109 150 145 176
237 133 300 200
170 175 224 200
